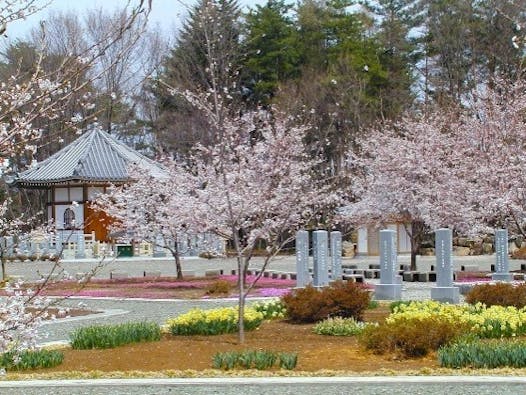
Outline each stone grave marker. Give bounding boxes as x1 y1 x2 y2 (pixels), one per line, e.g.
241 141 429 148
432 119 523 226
374 229 402 300
493 228 512 281
330 231 342 281
431 228 460 303
75 232 86 259
153 234 167 257
313 230 329 287
295 230 310 287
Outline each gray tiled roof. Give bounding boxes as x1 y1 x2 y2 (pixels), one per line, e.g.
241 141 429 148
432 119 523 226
13 128 166 187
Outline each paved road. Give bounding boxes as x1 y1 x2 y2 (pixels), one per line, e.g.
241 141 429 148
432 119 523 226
1 377 526 395
39 297 241 345
7 253 526 281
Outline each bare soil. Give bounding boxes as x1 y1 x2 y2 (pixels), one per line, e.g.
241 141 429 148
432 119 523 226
30 305 438 374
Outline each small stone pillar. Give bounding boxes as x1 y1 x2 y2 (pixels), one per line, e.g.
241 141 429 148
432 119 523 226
431 228 460 303
493 228 512 281
153 234 167 257
295 230 310 287
312 230 329 287
330 231 342 281
75 232 86 259
374 229 402 300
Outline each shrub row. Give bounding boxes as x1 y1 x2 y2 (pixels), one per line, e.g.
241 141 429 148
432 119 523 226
465 283 526 308
70 321 161 349
212 350 297 370
360 300 526 357
166 307 264 335
439 339 526 369
281 281 371 323
360 316 469 357
0 349 64 370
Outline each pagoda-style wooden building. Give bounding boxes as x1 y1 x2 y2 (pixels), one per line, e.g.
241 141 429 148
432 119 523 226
11 128 166 242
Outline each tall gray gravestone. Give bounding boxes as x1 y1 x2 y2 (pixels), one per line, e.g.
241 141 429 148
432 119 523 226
431 228 460 303
75 232 86 259
153 234 167 257
374 229 402 300
493 229 512 281
313 230 329 287
295 230 310 287
330 231 342 281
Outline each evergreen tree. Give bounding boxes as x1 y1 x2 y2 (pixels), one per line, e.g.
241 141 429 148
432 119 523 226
155 0 243 156
242 0 301 104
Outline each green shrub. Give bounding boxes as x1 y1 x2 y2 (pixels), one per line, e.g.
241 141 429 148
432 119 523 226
212 350 297 370
360 316 469 357
205 279 232 295
313 317 374 336
250 300 287 320
439 339 526 369
166 307 264 335
465 283 526 308
70 321 161 349
281 282 371 323
0 349 64 370
367 300 379 310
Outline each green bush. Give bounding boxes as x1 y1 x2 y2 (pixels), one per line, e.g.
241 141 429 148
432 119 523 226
360 316 469 357
281 281 371 323
313 317 374 336
439 339 526 369
0 349 64 370
166 307 264 335
250 300 287 320
70 321 161 349
212 350 297 370
465 283 526 308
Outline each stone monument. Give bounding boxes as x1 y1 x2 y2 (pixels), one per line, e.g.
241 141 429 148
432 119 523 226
374 229 402 300
295 230 310 287
330 231 342 281
431 228 460 303
313 230 329 287
492 228 512 281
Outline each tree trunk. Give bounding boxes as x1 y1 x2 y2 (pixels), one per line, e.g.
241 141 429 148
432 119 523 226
409 220 426 272
174 253 183 280
237 256 245 344
1 255 5 281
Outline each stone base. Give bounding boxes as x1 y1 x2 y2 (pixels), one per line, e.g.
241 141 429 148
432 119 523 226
431 286 460 304
374 283 402 300
75 252 86 259
492 273 513 282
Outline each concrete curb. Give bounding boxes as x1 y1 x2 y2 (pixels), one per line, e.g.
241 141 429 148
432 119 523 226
1 376 526 387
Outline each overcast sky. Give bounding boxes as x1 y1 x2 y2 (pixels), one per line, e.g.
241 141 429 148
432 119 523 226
4 0 267 41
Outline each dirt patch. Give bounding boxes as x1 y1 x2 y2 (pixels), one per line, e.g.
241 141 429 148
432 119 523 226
37 319 437 374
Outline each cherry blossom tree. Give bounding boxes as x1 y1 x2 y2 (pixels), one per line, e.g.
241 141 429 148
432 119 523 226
190 110 339 343
454 79 526 238
0 0 153 357
345 109 474 270
93 161 203 279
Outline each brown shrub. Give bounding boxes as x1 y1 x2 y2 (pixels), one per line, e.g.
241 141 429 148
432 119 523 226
465 282 526 308
281 281 371 323
205 279 232 295
360 317 469 358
